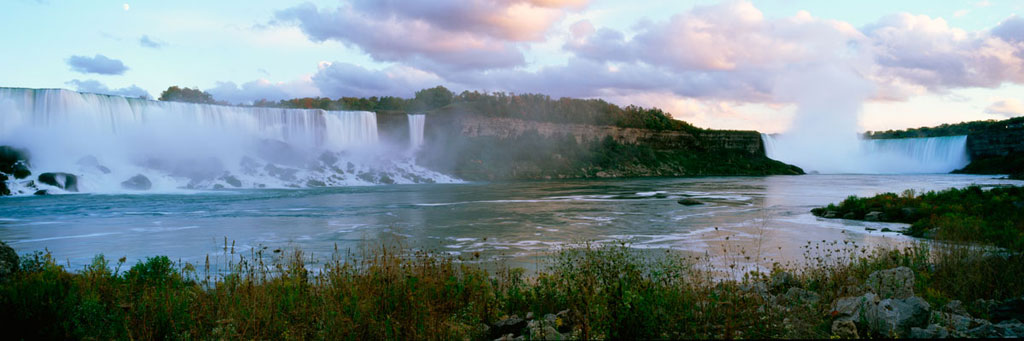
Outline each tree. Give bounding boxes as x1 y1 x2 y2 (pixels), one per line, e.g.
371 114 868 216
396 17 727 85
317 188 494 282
158 86 218 104
410 86 454 111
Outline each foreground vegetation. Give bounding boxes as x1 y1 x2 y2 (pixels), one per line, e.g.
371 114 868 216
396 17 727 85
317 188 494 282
2 238 1023 339
812 185 1024 250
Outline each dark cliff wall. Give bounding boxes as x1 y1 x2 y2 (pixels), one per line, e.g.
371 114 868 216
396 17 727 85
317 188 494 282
958 122 1024 176
966 123 1024 158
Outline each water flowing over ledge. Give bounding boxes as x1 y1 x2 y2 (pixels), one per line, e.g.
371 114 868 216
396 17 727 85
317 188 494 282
0 88 457 195
761 133 971 174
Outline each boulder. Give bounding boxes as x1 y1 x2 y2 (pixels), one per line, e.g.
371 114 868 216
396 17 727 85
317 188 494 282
994 320 1024 338
0 146 30 174
120 174 152 191
991 297 1024 323
943 300 968 316
769 271 797 294
11 162 30 179
824 211 838 218
930 311 989 333
37 172 79 192
677 198 703 206
0 241 18 281
0 173 9 196
910 324 949 339
831 292 879 321
773 287 820 308
864 296 930 338
490 315 527 339
865 211 885 221
222 175 242 188
831 318 859 339
866 267 915 299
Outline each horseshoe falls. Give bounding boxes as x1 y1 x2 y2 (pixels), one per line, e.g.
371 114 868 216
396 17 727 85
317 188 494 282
0 88 456 195
761 134 971 174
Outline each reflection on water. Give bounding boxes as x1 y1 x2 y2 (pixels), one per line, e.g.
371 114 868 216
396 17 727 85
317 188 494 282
0 174 1018 271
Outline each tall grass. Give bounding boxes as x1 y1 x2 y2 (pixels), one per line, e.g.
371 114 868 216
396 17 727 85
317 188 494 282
1 240 1022 339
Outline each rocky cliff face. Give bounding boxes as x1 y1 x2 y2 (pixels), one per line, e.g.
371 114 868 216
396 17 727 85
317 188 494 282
413 112 800 180
966 123 1024 158
456 116 765 155
958 122 1024 175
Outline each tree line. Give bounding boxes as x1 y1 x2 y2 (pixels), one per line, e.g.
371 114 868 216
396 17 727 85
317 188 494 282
158 85 701 132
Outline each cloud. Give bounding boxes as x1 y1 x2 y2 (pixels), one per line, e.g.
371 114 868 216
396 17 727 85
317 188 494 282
66 54 129 75
312 61 444 98
992 15 1024 44
206 78 320 105
985 99 1024 116
66 79 150 98
139 35 165 48
275 0 587 72
864 13 1024 91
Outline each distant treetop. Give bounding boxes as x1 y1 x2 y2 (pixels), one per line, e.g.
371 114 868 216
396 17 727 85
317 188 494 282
158 86 219 104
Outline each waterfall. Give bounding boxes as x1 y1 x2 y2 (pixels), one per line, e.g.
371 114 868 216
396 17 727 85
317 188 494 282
407 114 425 150
762 133 971 174
0 88 456 194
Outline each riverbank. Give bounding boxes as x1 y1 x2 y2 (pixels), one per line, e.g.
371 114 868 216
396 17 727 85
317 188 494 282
811 185 1024 250
2 239 1022 339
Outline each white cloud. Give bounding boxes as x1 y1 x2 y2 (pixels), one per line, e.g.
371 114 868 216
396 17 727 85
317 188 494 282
985 98 1024 116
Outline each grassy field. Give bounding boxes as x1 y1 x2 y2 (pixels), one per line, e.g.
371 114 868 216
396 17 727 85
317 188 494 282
2 238 1022 339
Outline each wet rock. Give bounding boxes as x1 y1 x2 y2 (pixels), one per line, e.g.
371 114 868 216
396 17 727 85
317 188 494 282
991 297 1024 323
33 189 48 196
11 162 30 179
824 211 838 218
910 324 949 339
864 296 930 338
120 174 152 190
222 175 242 188
865 211 885 221
880 228 894 232
264 164 297 182
0 173 8 196
866 266 915 299
677 198 703 206
831 318 859 339
38 172 78 192
0 241 18 281
0 146 30 174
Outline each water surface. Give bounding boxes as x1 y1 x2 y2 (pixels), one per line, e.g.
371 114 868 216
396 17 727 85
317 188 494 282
1 174 1017 271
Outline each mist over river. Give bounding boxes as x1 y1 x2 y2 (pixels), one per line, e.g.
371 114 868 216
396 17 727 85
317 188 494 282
1 174 1018 271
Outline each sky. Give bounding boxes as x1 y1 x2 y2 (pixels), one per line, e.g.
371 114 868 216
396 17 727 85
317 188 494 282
1 0 1023 133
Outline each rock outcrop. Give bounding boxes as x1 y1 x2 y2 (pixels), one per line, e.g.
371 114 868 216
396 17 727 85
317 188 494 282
121 174 153 190
38 172 79 192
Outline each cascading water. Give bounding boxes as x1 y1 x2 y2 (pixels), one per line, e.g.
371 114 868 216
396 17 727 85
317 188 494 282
762 133 970 174
0 88 457 195
407 114 425 150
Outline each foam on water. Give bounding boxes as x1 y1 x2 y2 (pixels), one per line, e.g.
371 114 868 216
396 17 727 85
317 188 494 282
0 88 457 194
